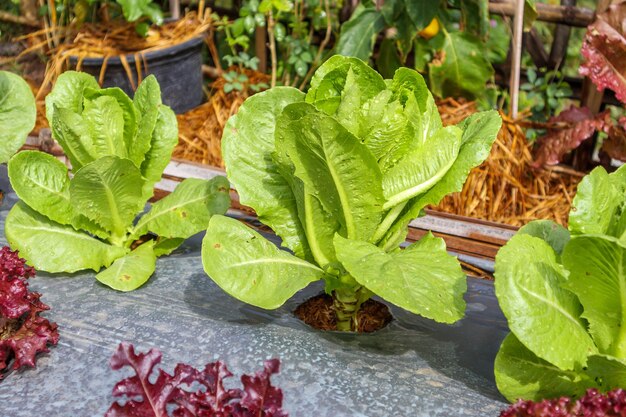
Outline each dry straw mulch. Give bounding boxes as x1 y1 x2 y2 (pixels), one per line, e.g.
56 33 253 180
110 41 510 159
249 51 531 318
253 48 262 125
433 98 583 227
173 69 271 167
21 10 213 98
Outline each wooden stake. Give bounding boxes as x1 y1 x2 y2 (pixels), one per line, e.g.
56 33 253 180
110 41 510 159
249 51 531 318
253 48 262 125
509 0 525 119
169 0 180 20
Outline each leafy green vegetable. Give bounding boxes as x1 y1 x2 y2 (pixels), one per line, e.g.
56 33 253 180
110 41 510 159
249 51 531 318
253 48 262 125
6 72 230 291
203 215 324 309
494 165 626 402
0 71 36 163
95 241 157 291
203 56 501 331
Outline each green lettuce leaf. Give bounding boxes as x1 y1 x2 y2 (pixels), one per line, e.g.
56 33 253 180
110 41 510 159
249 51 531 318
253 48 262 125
0 71 36 163
70 156 145 239
562 235 626 357
380 110 501 249
221 87 310 258
140 106 178 192
390 68 440 141
569 165 626 237
306 55 386 115
82 95 127 158
517 220 571 257
95 241 157 291
494 333 593 403
132 176 230 239
5 202 127 273
45 71 99 123
495 233 597 370
202 215 323 309
586 354 626 390
300 189 340 266
83 86 138 158
277 102 384 241
51 106 97 170
153 238 185 257
8 151 76 225
356 90 410 165
382 125 462 209
334 232 466 323
7 150 109 238
130 75 161 166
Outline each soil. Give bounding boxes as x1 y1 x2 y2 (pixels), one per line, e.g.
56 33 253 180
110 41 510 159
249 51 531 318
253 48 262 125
294 293 392 333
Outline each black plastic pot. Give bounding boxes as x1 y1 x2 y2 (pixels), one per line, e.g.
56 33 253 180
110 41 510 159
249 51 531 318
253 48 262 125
70 36 204 114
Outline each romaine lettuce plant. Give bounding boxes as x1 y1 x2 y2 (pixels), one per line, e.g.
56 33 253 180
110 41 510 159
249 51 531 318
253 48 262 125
494 164 626 402
0 71 36 163
202 56 502 331
5 71 230 291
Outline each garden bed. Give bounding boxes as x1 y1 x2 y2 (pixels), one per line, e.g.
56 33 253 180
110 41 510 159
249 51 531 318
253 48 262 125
0 166 509 416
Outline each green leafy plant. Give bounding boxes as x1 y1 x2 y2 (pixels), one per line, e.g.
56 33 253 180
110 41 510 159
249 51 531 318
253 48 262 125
202 56 501 331
494 164 626 402
520 69 573 125
44 0 164 39
5 71 230 291
0 71 36 163
214 0 340 89
336 0 499 100
222 52 269 94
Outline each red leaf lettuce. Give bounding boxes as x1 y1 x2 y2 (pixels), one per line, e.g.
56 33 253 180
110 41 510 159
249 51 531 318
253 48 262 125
532 106 611 167
106 342 287 417
580 3 626 104
0 246 58 378
500 388 626 417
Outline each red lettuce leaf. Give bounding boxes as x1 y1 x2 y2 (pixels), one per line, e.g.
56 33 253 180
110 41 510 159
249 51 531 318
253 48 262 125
500 388 626 417
602 116 626 162
106 342 287 417
0 246 57 378
580 3 626 104
0 246 35 318
532 106 611 167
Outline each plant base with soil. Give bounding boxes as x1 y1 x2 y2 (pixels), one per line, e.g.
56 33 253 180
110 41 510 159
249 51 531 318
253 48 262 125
295 294 392 333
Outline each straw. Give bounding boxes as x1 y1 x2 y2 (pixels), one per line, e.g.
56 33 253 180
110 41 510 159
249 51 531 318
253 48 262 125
173 69 271 167
23 11 214 97
434 99 582 227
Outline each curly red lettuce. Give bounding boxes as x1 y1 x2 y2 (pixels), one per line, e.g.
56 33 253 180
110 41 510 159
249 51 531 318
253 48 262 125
500 388 626 417
106 342 287 417
579 3 626 104
532 106 611 167
0 246 58 378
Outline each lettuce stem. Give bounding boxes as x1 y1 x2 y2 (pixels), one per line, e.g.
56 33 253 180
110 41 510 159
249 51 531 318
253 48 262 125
333 283 371 332
370 201 407 245
333 287 360 331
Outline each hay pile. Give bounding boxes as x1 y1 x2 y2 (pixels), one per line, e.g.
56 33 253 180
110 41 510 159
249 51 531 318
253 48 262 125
433 98 582 226
173 69 271 167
